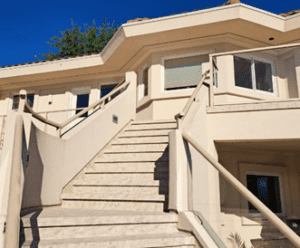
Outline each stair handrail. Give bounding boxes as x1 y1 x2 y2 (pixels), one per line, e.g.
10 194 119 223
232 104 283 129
181 130 300 248
18 79 128 137
1 114 25 248
174 70 210 129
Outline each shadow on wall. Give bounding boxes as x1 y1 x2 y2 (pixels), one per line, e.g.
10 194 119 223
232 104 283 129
155 145 170 212
22 124 43 209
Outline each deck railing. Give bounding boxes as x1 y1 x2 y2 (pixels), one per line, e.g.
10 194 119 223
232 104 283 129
18 79 128 137
208 42 300 107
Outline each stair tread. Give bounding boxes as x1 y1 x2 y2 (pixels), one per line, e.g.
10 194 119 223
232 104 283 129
131 120 176 124
85 166 168 173
21 209 177 227
61 192 165 201
22 232 194 247
73 179 163 186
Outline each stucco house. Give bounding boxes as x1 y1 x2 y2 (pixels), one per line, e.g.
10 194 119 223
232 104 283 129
1 0 300 247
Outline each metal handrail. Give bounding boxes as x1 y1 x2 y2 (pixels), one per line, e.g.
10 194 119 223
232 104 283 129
182 130 300 248
174 70 210 129
20 79 129 137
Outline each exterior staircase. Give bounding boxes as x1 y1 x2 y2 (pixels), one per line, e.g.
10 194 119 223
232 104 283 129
20 120 197 248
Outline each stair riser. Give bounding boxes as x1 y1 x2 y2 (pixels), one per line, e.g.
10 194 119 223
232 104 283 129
127 123 177 130
97 153 168 162
84 173 155 181
23 223 178 241
83 173 168 181
89 163 168 173
72 186 166 195
107 144 169 153
62 200 164 212
113 136 169 144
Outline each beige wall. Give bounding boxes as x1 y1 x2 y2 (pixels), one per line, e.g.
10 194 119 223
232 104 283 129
217 146 300 247
134 42 300 120
22 72 137 208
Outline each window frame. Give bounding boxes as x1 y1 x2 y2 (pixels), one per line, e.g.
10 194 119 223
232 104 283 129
245 171 285 217
68 87 91 117
233 54 277 95
239 163 288 219
161 50 213 93
139 65 149 100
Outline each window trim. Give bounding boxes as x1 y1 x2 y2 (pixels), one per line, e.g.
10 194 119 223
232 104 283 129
161 50 214 93
239 163 287 219
68 87 91 117
233 54 277 96
139 64 149 100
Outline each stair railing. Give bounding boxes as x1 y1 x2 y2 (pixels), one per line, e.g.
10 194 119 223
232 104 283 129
18 79 128 137
171 55 300 246
0 113 27 248
174 70 210 129
181 130 300 248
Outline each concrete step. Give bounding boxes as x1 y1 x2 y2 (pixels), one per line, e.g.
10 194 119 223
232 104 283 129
72 185 167 195
72 179 162 186
88 162 168 173
96 152 168 162
61 192 165 202
131 119 176 124
127 122 177 130
21 232 195 248
83 172 166 181
61 199 165 212
112 136 169 144
21 209 178 241
119 130 172 137
107 143 169 153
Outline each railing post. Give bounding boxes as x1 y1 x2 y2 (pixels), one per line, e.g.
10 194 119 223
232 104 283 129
18 90 27 113
209 55 214 107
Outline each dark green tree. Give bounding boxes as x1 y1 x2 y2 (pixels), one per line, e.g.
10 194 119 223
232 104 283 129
37 18 118 61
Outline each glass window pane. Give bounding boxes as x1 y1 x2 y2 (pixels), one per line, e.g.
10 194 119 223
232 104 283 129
27 94 34 108
247 175 282 213
76 94 89 117
234 56 253 89
143 67 148 96
165 55 207 90
100 84 118 104
12 95 20 110
255 61 273 92
101 84 117 98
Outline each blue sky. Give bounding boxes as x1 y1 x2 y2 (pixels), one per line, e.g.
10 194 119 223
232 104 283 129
0 0 298 67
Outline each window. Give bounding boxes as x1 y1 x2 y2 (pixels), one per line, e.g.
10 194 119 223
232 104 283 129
247 174 282 213
76 94 89 118
139 66 149 99
234 55 275 93
11 93 34 110
100 84 118 104
164 55 208 91
239 163 288 218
